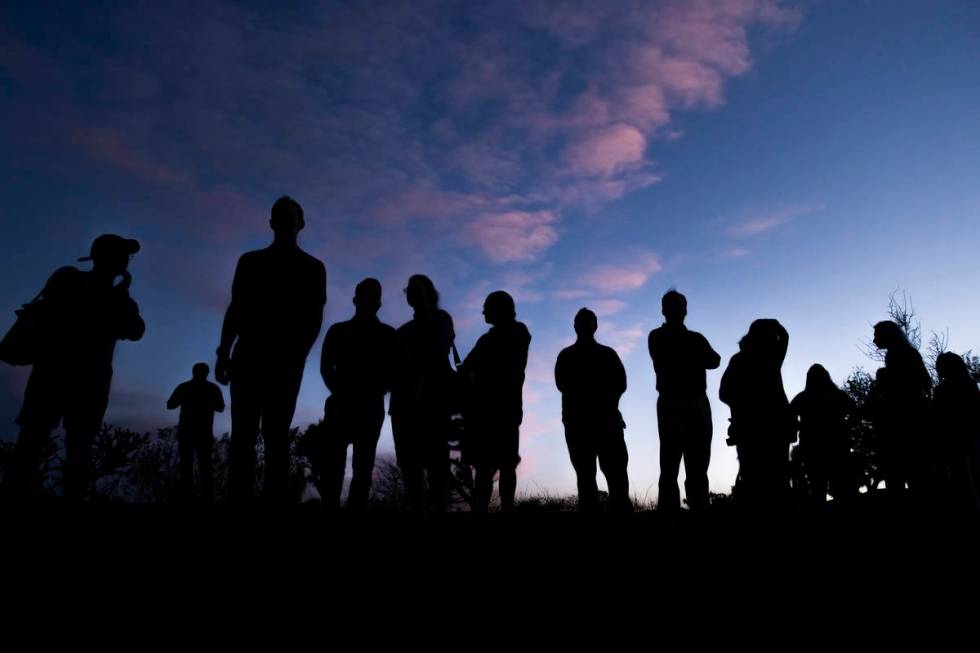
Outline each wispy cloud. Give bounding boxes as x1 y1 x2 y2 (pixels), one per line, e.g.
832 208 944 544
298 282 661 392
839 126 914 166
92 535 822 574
466 211 560 264
592 299 629 316
600 321 648 358
724 203 824 238
578 250 664 294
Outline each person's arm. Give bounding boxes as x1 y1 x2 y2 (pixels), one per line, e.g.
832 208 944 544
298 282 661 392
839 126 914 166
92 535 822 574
611 348 627 397
166 385 182 410
460 336 481 382
299 260 327 359
554 350 567 395
216 257 246 385
117 295 146 342
213 384 225 413
701 334 721 370
515 329 530 381
443 310 456 359
320 325 340 394
719 355 738 407
647 330 658 363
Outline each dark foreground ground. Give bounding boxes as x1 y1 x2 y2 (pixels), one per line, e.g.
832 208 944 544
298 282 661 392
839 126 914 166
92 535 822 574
2 494 979 640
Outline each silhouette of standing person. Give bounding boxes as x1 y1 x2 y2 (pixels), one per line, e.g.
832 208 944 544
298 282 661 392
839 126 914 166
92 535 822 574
2 234 144 501
790 364 856 507
167 363 225 502
215 197 326 503
317 278 395 510
460 291 531 513
720 319 793 510
872 320 931 501
648 290 720 512
555 308 632 512
932 352 980 512
389 275 455 513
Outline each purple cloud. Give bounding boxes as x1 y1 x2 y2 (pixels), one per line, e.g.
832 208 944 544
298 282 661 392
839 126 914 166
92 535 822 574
0 0 802 310
466 211 560 264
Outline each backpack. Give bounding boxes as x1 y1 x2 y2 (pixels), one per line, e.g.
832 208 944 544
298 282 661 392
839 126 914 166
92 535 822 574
0 292 45 366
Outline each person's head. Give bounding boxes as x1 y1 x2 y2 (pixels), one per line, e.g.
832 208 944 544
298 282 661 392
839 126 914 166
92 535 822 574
270 196 305 240
873 320 906 351
192 362 209 381
805 364 835 393
662 289 687 326
741 318 783 355
79 234 140 277
353 278 382 316
405 274 439 312
483 291 516 326
936 351 971 385
574 307 598 340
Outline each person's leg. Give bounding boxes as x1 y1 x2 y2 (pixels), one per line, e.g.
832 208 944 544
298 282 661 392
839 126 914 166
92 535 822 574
808 464 830 508
198 434 214 502
657 398 682 511
682 397 713 512
261 364 304 503
62 428 95 501
3 427 52 499
565 426 598 511
62 374 111 502
3 365 63 499
392 413 424 512
735 443 758 509
229 367 262 504
467 423 492 512
764 441 791 511
319 400 349 509
347 411 383 510
498 465 517 513
599 431 632 512
879 435 905 500
177 431 195 501
321 436 348 510
498 424 520 512
423 415 450 513
473 465 494 513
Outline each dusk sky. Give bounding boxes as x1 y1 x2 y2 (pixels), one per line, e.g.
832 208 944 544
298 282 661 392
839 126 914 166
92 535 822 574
2 0 979 500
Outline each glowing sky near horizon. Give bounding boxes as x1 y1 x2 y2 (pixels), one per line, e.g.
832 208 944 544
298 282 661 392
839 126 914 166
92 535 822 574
2 0 980 500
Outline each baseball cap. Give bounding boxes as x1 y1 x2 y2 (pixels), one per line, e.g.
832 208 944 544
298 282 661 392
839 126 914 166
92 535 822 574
78 234 141 262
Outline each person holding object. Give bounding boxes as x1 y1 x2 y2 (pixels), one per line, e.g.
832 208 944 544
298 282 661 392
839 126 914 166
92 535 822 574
2 234 145 501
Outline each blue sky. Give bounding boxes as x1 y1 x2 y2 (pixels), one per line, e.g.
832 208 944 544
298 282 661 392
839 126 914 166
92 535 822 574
2 0 979 499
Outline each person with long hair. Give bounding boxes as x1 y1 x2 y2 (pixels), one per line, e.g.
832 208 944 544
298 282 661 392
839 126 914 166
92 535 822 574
460 291 531 513
389 274 455 512
933 352 980 512
872 320 931 501
790 364 856 507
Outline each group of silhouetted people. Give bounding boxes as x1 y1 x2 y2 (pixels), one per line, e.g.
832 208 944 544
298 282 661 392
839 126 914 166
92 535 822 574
2 196 979 515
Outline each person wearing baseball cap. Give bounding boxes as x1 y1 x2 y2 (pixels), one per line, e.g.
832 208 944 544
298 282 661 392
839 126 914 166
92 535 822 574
77 234 141 262
1 234 145 502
